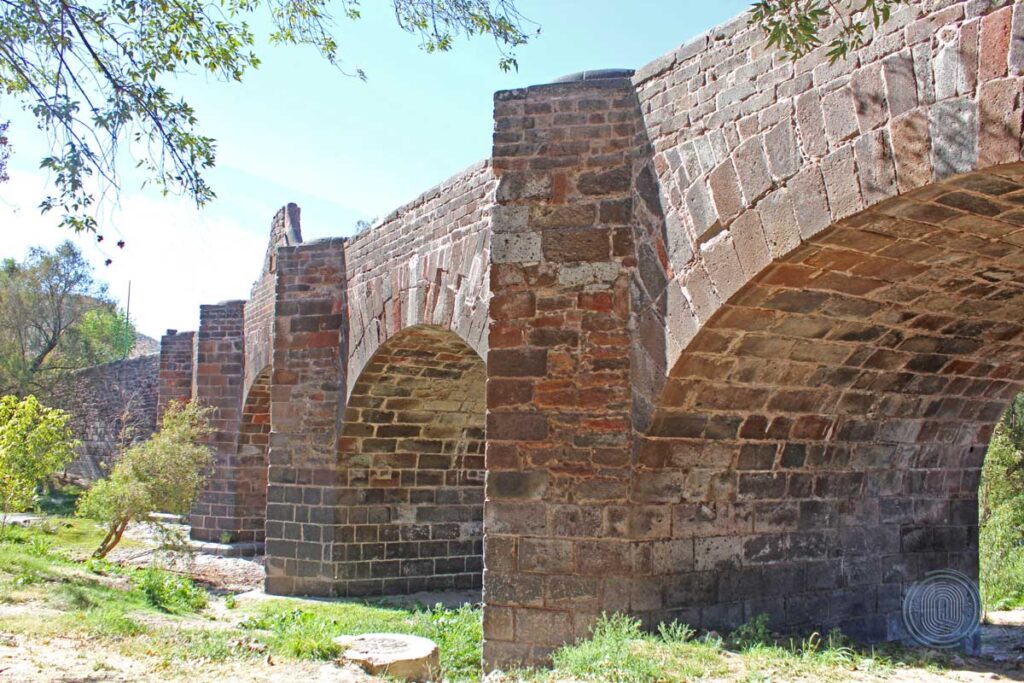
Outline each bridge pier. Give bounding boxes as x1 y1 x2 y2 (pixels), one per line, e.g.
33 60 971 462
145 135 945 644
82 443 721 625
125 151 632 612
484 74 647 666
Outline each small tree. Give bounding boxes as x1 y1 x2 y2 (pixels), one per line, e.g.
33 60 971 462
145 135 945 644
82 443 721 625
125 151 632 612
0 395 78 536
78 401 214 558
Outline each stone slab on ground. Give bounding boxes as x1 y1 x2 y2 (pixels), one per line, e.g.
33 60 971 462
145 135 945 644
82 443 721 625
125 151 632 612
334 633 439 682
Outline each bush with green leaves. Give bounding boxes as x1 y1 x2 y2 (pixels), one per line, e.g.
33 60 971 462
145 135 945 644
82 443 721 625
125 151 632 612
0 394 77 535
980 423 1024 610
77 400 213 558
133 566 207 614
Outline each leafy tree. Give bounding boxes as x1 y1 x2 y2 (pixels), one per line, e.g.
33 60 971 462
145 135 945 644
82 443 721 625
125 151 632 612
980 423 1024 610
0 241 136 396
750 0 910 63
0 394 78 536
0 121 9 184
78 400 214 558
0 0 929 237
0 0 533 234
63 307 136 365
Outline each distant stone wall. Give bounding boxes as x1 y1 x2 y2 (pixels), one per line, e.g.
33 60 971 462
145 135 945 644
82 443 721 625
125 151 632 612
50 355 159 481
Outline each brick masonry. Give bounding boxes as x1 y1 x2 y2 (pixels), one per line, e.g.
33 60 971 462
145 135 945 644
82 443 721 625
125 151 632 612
336 325 485 595
51 355 159 480
157 330 195 421
149 0 1024 669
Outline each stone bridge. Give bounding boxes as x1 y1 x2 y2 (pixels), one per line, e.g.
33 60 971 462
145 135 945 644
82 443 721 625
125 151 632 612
154 0 1024 667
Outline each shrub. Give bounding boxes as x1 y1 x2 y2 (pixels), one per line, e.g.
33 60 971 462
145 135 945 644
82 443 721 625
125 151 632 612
77 401 213 558
133 567 207 614
0 395 77 536
728 613 773 650
980 424 1024 610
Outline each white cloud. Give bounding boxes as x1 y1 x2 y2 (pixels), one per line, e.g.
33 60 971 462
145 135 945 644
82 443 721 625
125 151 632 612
0 170 267 340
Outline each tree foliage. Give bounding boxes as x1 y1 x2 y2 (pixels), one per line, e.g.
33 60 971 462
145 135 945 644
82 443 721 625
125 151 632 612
0 0 533 234
0 241 136 397
0 0 927 236
0 394 78 534
78 400 214 558
980 405 1024 610
750 0 910 63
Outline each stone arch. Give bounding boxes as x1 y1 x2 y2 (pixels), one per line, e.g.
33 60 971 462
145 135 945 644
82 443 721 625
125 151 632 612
235 365 271 544
335 324 486 596
630 0 1024 429
638 163 1024 640
342 162 495 399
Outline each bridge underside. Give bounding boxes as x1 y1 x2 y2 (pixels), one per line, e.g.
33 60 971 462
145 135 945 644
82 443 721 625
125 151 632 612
640 165 1024 641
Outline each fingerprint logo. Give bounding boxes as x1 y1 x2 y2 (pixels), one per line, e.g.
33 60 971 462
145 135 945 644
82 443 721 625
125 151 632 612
902 569 981 648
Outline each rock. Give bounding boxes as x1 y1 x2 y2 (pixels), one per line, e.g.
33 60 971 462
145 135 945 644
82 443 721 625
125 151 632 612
334 633 439 682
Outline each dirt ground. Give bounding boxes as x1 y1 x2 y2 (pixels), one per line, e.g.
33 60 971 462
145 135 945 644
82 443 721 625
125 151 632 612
3 524 1024 682
0 632 375 683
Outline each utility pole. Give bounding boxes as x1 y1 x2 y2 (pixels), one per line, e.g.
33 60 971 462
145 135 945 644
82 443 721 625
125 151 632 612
123 281 131 360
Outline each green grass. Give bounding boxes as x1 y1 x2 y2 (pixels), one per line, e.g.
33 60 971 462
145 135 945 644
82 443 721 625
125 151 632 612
541 613 949 683
547 614 727 683
133 566 208 614
0 514 980 682
35 482 85 516
239 598 482 679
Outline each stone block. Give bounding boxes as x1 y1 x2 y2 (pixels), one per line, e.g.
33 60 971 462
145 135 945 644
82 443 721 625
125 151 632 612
764 121 802 181
853 129 898 205
486 413 549 442
978 77 1024 168
685 176 720 238
852 62 888 132
822 87 860 147
930 98 979 179
980 7 1012 81
756 188 801 258
788 167 831 239
729 210 772 278
542 228 610 263
492 232 542 264
708 160 744 223
889 108 933 193
733 136 773 204
1012 1 1024 75
882 51 918 119
796 90 829 158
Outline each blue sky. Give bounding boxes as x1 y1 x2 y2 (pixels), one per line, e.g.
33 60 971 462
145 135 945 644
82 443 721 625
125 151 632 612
0 0 751 338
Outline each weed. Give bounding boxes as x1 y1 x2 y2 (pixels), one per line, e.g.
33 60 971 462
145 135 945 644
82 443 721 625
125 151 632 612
550 613 725 683
132 567 207 614
728 613 772 650
13 569 42 587
67 606 147 637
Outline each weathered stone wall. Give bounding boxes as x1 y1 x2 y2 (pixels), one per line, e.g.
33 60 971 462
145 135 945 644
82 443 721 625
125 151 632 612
154 0 1024 669
157 330 195 419
337 325 485 595
191 300 246 542
629 0 1024 419
344 161 495 391
265 237 348 594
245 204 301 395
485 76 642 665
612 0 1024 646
51 355 159 481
